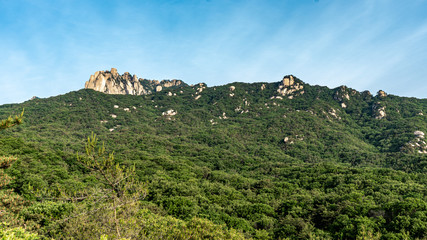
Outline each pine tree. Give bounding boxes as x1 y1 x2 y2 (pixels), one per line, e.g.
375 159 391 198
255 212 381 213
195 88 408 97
0 111 28 228
60 133 148 239
0 110 24 130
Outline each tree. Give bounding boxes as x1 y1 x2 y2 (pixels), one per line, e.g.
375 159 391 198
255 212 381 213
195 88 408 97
0 110 24 130
0 111 31 233
60 133 148 239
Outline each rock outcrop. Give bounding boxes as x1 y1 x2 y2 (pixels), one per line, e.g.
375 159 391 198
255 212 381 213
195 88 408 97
276 75 304 99
414 131 425 138
334 86 351 108
401 131 427 154
85 68 186 95
372 102 386 119
162 109 177 120
377 90 387 98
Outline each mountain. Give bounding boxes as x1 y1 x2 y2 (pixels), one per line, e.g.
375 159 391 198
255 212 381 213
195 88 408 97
0 71 426 239
85 68 186 95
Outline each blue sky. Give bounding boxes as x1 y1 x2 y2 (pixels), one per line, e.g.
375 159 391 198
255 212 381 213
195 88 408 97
1 0 427 104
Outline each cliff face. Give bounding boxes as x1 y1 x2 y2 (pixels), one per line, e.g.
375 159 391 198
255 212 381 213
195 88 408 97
85 68 185 95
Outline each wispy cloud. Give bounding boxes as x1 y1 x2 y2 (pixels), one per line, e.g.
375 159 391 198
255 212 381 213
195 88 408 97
1 0 427 104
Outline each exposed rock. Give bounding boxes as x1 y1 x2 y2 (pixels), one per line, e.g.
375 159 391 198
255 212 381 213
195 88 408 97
334 86 350 102
277 75 304 98
376 107 386 119
270 96 283 100
111 114 117 118
162 109 177 116
30 96 39 100
111 68 118 76
372 103 386 119
196 83 206 94
343 93 350 100
328 108 341 120
414 131 425 138
85 68 186 95
162 109 177 120
341 103 347 108
167 92 173 96
261 84 266 90
123 108 130 112
402 131 427 153
114 105 119 109
283 76 295 87
194 95 201 100
229 86 235 91
377 90 387 98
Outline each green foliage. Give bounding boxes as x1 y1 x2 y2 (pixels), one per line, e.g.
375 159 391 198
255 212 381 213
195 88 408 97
55 133 148 239
134 208 246 240
0 110 23 130
0 111 28 229
1 80 427 239
0 226 39 240
20 201 73 229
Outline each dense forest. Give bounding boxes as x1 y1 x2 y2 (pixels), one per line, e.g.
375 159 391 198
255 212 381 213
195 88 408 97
0 76 426 239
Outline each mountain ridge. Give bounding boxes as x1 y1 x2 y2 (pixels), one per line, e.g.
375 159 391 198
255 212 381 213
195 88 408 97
7 71 427 157
1 71 427 239
84 68 399 101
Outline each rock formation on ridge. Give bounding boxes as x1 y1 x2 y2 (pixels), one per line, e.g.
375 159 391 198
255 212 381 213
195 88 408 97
276 75 304 99
85 68 186 95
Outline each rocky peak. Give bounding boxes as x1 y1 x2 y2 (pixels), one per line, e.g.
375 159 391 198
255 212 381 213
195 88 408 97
85 68 186 95
334 86 350 100
377 90 387 98
282 75 295 87
276 75 305 99
111 68 118 77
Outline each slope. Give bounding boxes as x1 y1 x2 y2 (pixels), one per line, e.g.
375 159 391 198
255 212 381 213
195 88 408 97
0 76 426 239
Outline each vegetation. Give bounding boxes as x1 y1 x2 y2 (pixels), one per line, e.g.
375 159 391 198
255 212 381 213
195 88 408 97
0 78 426 239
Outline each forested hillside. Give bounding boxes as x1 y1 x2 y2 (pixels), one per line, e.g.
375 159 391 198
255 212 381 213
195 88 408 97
0 76 426 239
